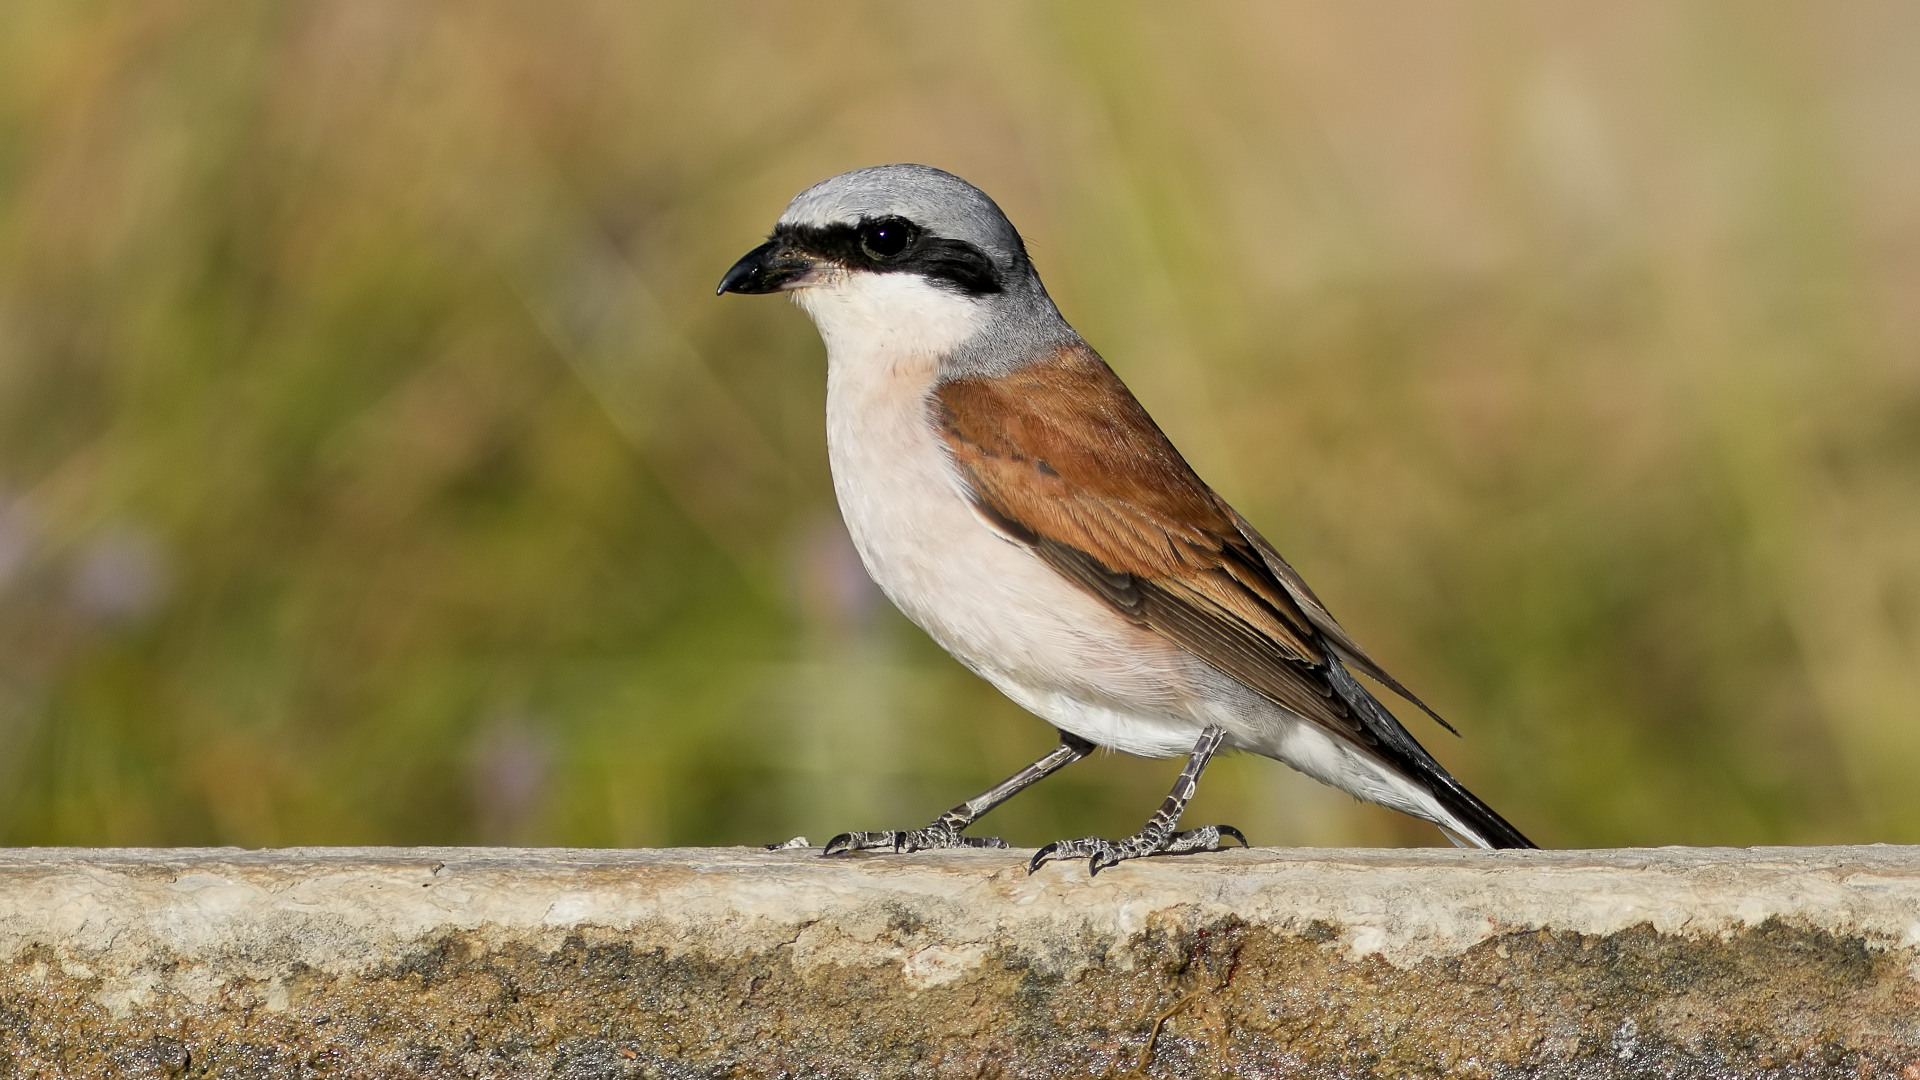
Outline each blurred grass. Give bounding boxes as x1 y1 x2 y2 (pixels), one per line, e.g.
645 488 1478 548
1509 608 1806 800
1 2 1917 849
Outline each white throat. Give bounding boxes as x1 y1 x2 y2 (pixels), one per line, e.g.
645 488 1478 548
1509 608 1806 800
791 271 986 369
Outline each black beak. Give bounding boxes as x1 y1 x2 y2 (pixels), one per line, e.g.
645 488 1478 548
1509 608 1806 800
715 240 816 296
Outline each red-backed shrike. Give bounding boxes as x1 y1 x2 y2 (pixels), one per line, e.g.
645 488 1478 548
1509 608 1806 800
719 165 1532 872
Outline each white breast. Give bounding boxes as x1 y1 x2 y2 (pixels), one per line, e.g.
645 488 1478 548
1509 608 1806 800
794 274 1206 757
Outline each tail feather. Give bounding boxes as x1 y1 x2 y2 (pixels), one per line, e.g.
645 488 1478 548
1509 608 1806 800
1323 652 1536 849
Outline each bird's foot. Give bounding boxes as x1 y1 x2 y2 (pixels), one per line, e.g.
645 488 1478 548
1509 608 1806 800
1028 823 1246 876
823 819 1010 856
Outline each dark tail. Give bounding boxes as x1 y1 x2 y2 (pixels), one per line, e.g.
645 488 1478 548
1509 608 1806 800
1323 652 1536 849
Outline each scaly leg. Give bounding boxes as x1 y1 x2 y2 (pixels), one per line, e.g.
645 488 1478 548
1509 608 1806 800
822 732 1094 855
1029 725 1246 875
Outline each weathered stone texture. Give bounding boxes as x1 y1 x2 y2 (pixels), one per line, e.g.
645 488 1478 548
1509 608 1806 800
1 846 1918 1078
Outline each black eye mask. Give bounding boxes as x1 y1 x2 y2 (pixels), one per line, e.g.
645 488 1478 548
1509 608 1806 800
771 217 1006 297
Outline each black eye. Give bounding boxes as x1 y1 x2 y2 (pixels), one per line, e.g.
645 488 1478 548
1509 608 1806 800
859 217 914 259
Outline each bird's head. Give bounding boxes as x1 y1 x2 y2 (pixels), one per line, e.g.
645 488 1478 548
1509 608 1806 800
717 164 1072 373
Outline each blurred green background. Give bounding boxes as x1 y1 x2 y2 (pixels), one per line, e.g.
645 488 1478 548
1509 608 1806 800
1 2 1916 850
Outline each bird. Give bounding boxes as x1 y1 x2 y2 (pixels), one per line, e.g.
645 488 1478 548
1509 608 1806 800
717 164 1534 872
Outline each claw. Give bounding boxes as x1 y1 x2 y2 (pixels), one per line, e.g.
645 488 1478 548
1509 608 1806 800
1027 841 1069 874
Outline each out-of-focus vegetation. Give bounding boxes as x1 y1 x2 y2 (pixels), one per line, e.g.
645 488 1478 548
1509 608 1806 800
1 3 1916 849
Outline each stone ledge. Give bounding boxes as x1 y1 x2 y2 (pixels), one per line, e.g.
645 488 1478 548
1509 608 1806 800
2 845 1918 1078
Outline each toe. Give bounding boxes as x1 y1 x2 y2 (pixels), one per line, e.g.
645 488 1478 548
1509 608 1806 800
1161 824 1247 855
1029 839 1095 873
823 830 900 855
1030 837 1116 874
824 826 1005 856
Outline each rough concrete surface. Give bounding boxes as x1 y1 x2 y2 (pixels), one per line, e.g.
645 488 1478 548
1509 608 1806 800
1 846 1919 1078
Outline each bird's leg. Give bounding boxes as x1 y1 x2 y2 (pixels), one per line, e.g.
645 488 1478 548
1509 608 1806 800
822 733 1094 855
1029 725 1246 875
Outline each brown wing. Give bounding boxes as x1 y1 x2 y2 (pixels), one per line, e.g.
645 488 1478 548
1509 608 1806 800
935 341 1375 740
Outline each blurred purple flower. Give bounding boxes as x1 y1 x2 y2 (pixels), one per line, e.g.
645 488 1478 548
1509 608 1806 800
792 517 882 633
68 524 170 625
0 494 33 592
470 717 551 843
